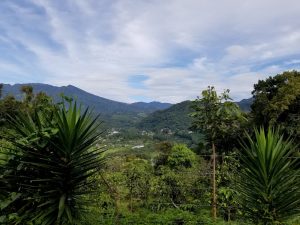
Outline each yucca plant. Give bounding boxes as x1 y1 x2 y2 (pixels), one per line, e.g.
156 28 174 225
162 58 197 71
1 101 104 224
238 127 300 224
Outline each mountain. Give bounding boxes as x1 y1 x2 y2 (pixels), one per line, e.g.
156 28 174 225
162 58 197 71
1 83 172 128
138 98 252 132
237 98 253 112
2 83 171 113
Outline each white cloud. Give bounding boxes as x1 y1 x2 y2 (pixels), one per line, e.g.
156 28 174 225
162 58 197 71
0 0 300 103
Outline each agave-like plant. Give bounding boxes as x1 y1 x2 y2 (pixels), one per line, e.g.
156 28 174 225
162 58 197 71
1 102 104 224
238 127 300 224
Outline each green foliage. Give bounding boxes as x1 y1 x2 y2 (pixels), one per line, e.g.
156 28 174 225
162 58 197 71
20 85 34 104
251 70 300 140
216 152 241 221
0 95 22 125
167 144 196 169
190 86 247 155
1 101 105 224
0 85 55 128
153 141 173 169
191 86 246 144
237 128 300 224
115 208 216 225
124 157 152 210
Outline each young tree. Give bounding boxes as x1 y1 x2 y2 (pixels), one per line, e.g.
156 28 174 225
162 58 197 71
190 86 246 219
238 128 300 224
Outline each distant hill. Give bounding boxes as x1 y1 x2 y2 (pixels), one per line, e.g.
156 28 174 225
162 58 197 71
237 98 253 112
138 101 192 132
131 101 171 112
1 83 172 128
138 98 252 132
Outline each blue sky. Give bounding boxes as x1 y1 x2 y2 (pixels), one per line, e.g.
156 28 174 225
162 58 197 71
0 0 300 103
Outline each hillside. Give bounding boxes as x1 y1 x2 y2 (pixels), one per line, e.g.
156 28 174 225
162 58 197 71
138 101 192 132
138 99 252 132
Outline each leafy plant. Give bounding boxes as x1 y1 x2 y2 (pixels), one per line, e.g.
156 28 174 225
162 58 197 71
1 102 105 224
238 127 300 224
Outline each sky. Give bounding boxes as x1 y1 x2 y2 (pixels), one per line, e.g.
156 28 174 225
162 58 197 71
0 0 300 103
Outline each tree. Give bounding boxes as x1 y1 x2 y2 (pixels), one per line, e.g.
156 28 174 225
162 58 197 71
251 70 300 139
0 95 22 126
237 128 300 224
190 86 246 219
154 141 173 169
0 101 105 224
190 86 246 154
167 144 196 169
124 157 152 211
20 85 33 104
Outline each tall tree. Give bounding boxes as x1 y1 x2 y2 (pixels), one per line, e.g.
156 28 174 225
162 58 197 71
251 70 300 139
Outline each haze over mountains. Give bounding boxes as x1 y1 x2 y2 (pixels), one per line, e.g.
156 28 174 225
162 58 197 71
2 83 252 130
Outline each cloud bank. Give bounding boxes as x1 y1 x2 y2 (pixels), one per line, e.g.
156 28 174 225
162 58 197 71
0 0 300 103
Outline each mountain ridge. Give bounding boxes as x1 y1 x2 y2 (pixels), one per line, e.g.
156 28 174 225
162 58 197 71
2 83 172 114
1 83 252 130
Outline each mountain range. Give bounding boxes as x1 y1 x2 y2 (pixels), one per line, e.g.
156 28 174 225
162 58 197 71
2 83 171 113
1 83 252 130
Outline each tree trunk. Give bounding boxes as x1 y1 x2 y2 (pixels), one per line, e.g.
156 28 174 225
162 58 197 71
212 142 217 220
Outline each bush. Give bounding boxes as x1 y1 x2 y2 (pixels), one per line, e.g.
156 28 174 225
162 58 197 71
167 144 196 169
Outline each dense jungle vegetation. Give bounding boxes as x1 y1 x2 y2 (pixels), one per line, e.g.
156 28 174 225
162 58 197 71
0 70 300 224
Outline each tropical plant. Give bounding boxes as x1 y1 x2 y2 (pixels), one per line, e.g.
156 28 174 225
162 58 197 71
0 101 105 224
238 127 300 224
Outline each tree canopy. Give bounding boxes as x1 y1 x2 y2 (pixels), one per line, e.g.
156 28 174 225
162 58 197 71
251 70 300 139
190 86 246 153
